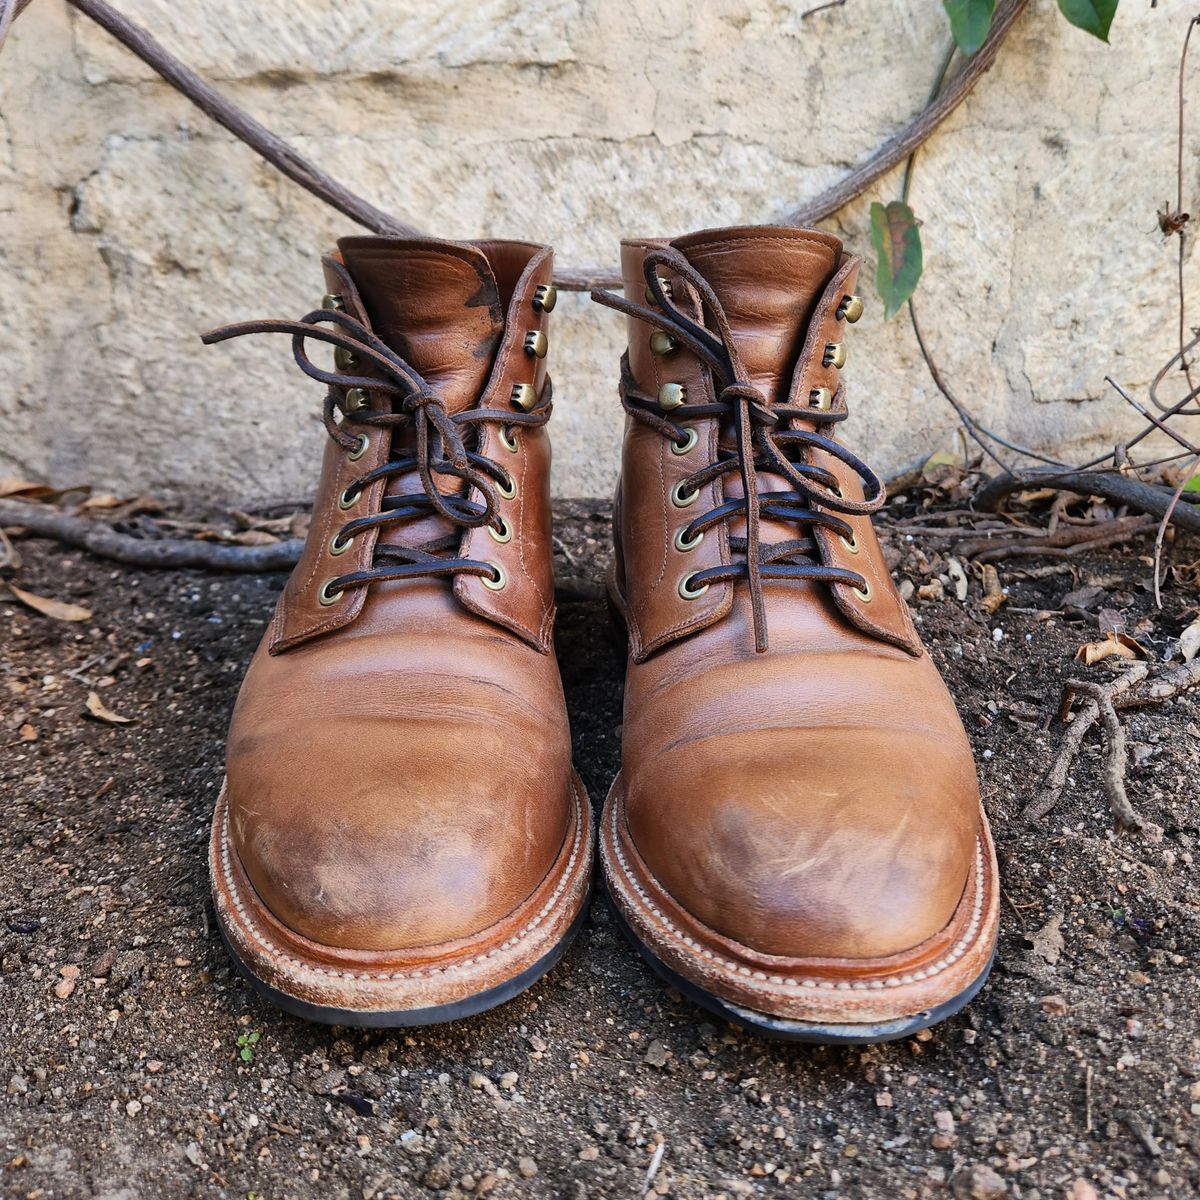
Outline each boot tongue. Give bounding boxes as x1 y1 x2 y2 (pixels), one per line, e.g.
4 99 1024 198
337 236 504 414
671 225 842 405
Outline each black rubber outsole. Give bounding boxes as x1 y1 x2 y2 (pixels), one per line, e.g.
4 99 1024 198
607 893 994 1045
220 890 591 1029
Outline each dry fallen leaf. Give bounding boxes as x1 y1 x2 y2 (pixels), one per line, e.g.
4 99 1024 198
1029 913 1065 966
85 691 133 725
0 478 55 499
6 584 92 623
78 493 127 510
979 563 1006 615
1016 488 1061 505
220 529 280 547
1074 631 1147 666
0 527 18 571
1040 994 1069 1017
946 557 968 602
1178 619 1200 663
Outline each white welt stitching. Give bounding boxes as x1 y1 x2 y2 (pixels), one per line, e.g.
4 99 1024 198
218 784 585 982
607 799 986 992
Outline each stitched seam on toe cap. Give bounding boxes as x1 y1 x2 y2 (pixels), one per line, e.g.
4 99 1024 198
218 785 585 982
607 799 987 993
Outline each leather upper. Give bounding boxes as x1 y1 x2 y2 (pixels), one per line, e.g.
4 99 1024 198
609 224 981 961
614 227 920 662
272 238 557 654
221 238 573 953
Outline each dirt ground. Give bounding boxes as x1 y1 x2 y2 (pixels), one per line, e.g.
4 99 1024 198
1 498 1198 1200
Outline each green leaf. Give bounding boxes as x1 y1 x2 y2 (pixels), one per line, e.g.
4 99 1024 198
943 0 995 56
239 1047 253 1062
247 1031 261 1044
1183 472 1200 494
870 200 924 319
922 450 963 475
1057 0 1118 42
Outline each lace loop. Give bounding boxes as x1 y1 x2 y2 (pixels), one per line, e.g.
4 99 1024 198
593 248 884 653
202 284 549 604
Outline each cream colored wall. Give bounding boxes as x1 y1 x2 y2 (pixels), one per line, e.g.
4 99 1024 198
1 0 1195 501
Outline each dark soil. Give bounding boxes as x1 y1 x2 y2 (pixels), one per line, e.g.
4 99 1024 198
2 500 1199 1200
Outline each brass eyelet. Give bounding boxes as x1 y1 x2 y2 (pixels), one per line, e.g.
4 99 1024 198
650 331 679 356
482 562 506 591
344 387 370 413
658 383 686 410
338 485 362 510
678 572 709 600
510 382 537 411
825 481 844 500
674 525 703 552
670 480 699 508
347 433 370 461
524 330 548 359
318 579 344 606
500 426 520 453
823 342 847 369
839 532 860 555
334 346 358 372
644 278 673 305
321 293 345 311
852 581 873 603
671 427 698 456
488 516 513 544
809 387 833 411
532 283 557 313
329 531 354 556
838 294 864 323
497 474 518 501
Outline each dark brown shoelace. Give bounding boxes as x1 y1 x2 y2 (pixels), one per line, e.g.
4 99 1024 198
203 257 550 600
592 248 884 653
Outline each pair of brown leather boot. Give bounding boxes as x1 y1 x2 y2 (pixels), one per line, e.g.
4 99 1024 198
206 226 999 1042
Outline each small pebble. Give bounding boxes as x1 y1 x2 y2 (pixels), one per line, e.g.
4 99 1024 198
643 1040 669 1068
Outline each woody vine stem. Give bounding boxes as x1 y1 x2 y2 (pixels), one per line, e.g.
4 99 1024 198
1 0 1028 289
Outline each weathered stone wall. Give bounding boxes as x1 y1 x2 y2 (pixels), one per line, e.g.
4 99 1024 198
1 0 1196 502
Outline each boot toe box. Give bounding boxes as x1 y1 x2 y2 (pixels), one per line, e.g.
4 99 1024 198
224 652 572 954
624 723 979 962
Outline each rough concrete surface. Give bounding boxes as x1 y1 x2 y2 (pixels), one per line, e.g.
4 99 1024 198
1 0 1198 502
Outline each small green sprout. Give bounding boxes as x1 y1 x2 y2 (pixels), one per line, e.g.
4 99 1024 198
235 1030 261 1062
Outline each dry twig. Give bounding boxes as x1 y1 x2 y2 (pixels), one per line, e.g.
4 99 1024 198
953 515 1158 563
0 498 302 572
1024 658 1200 828
975 471 1200 535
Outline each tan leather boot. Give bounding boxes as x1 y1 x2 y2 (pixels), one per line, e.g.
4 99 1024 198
593 225 998 1042
203 237 592 1025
